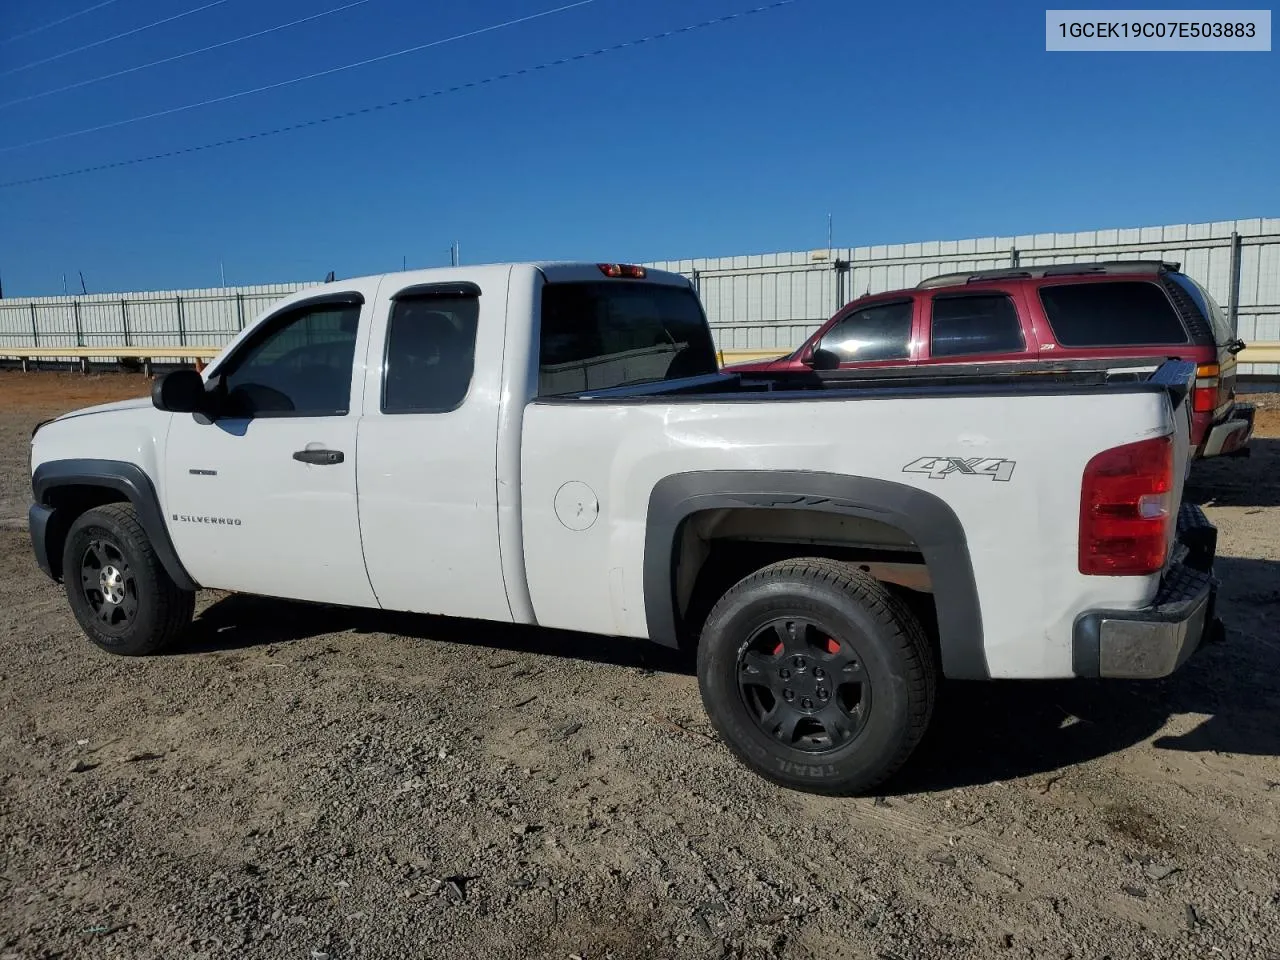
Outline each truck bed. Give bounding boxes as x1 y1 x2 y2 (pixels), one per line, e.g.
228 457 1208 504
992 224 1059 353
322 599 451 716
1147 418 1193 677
551 357 1194 405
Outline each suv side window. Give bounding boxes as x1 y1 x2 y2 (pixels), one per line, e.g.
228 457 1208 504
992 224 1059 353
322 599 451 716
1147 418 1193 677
1039 281 1188 347
929 293 1024 358
815 300 913 363
382 292 480 413
219 300 361 417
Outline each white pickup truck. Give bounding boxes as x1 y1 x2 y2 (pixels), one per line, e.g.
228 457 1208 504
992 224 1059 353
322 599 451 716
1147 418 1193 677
28 261 1222 794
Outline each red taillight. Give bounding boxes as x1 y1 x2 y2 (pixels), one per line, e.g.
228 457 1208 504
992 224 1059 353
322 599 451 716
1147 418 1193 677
1079 435 1174 576
1192 362 1219 414
597 263 647 279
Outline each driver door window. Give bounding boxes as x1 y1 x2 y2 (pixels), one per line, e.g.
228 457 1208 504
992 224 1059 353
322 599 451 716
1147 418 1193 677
816 300 914 364
219 301 361 417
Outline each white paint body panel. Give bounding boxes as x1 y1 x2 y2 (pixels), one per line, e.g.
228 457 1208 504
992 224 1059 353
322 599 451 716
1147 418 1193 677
162 278 383 606
28 261 1189 681
354 265 515 622
30 403 170 501
519 389 1177 679
163 414 374 605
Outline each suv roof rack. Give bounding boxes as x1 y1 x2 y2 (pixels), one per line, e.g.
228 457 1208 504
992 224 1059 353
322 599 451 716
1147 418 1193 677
915 259 1181 289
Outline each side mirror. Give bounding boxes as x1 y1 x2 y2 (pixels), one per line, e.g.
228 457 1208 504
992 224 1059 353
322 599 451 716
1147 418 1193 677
810 348 841 371
152 368 208 413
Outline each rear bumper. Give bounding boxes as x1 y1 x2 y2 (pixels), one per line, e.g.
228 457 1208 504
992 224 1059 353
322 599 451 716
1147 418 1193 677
1199 403 1255 458
1072 503 1222 679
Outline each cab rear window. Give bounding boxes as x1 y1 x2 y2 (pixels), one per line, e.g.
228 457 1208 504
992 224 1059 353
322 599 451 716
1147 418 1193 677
538 281 718 396
1038 281 1189 347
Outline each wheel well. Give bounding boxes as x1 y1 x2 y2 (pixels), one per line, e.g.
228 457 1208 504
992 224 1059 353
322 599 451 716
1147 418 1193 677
673 507 939 652
39 484 130 580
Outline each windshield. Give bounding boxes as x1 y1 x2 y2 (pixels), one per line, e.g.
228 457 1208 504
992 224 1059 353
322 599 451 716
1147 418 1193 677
538 281 718 396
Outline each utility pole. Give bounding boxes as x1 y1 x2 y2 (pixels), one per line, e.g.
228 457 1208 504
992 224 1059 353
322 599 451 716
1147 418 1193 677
78 271 87 294
220 260 227 287
62 273 68 295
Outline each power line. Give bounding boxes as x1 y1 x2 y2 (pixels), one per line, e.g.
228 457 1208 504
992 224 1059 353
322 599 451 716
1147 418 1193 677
0 0 375 111
0 0 803 190
1 0 229 78
0 0 595 152
1 0 124 45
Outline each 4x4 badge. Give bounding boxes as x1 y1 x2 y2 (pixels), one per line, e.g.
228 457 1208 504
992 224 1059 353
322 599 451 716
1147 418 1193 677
902 456 1016 482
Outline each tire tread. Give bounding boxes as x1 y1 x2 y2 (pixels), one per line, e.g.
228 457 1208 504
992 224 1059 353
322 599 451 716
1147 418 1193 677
699 556 937 794
64 502 194 656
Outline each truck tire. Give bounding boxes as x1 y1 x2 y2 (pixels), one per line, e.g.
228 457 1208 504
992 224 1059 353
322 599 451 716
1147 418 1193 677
697 558 936 795
62 503 195 656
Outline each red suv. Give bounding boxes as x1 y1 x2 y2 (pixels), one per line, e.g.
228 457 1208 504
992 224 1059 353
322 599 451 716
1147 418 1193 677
727 260 1254 459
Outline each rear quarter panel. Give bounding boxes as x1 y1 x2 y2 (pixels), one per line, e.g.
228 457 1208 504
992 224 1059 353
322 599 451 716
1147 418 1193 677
521 389 1178 679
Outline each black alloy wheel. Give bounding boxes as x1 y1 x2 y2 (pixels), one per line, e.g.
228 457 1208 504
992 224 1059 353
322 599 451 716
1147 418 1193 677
62 503 195 656
78 537 140 636
736 616 872 753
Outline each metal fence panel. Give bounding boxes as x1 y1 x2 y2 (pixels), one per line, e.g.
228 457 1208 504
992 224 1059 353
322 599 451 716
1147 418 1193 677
3 222 1278 377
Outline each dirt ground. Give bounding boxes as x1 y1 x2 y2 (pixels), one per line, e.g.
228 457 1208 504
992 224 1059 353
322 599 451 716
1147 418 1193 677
1 370 1278 960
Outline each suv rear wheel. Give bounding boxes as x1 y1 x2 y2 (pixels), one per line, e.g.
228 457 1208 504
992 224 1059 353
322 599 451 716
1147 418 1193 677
62 503 195 656
697 558 936 795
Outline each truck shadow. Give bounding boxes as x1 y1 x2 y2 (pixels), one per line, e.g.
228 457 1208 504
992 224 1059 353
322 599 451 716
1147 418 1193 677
889 553 1280 794
177 593 692 674
179 556 1279 795
1184 437 1280 508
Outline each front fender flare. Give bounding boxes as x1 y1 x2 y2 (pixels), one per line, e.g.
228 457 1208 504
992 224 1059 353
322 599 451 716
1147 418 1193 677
31 458 198 591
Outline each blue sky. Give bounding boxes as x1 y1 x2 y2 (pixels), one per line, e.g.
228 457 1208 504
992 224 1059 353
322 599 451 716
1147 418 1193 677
0 0 1276 295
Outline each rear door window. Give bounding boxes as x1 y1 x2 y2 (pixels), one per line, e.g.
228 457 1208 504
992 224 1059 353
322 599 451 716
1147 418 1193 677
382 292 480 414
538 281 717 396
929 293 1024 358
1039 281 1188 347
815 300 913 363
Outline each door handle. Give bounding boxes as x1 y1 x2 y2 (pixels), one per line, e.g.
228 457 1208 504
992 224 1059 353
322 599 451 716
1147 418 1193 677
292 448 344 465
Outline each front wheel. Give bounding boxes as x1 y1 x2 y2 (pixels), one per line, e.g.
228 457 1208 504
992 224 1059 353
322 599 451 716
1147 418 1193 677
697 558 937 795
62 503 195 656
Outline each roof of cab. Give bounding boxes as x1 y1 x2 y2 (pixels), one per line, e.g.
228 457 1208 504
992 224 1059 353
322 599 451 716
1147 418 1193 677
327 261 692 290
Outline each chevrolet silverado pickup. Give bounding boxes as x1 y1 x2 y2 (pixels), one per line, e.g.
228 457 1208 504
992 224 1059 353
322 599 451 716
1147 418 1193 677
28 261 1222 794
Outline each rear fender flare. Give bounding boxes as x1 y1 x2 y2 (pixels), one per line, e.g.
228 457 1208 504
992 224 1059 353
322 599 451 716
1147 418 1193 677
643 470 987 679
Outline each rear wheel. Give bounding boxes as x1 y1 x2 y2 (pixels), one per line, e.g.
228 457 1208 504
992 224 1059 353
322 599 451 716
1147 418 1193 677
697 558 936 795
62 503 195 656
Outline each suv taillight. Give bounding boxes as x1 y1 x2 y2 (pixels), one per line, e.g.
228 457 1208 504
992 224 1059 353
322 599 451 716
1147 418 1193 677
1192 363 1220 414
1079 435 1174 576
